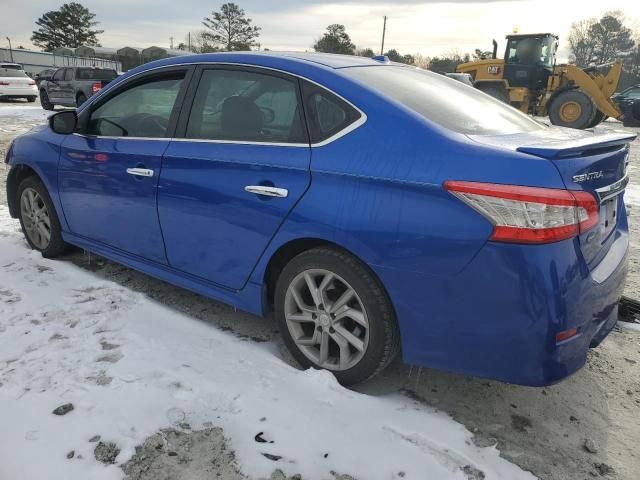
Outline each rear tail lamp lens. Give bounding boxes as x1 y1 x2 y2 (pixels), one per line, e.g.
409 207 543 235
444 181 599 244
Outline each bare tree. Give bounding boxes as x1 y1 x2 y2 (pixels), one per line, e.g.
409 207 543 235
202 3 261 51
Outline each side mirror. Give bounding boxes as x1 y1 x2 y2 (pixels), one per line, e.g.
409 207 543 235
49 110 77 135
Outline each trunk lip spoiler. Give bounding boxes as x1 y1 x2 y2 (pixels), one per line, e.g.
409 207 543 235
467 130 637 160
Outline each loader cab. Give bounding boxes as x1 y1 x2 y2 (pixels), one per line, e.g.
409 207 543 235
503 33 558 92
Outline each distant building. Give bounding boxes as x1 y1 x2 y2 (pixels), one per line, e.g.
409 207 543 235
0 44 192 76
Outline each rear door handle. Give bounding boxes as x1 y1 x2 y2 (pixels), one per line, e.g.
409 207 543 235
244 185 288 198
126 167 154 177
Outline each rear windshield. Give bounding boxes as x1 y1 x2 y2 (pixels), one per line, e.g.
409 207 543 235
0 69 28 78
343 66 545 135
77 68 117 80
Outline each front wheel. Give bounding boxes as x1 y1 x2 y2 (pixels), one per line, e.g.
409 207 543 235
548 90 596 129
17 176 70 257
40 90 54 110
275 247 400 385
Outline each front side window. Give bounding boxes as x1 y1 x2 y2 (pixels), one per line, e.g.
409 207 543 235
185 69 306 143
344 66 544 135
86 73 184 138
63 68 73 81
52 69 64 81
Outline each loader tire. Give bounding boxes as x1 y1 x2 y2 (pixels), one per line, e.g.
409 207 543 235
586 111 606 129
548 90 596 129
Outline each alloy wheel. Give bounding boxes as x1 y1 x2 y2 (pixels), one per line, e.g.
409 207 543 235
284 268 370 371
20 187 52 250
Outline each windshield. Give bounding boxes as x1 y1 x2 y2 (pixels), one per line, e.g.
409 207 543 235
0 69 28 78
77 68 117 80
343 66 545 135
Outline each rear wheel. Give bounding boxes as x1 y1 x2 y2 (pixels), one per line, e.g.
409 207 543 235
275 247 400 385
76 93 87 107
548 90 596 129
17 176 70 257
26 96 36 103
40 90 54 111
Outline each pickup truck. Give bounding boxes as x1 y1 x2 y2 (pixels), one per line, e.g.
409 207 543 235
39 67 118 110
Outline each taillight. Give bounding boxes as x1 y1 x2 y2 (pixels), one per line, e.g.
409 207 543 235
444 181 599 244
91 82 102 93
28 80 36 85
0 81 9 86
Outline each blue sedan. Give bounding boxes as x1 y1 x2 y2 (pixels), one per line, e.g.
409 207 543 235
4 52 636 386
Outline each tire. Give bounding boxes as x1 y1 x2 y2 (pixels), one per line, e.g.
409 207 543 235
27 96 37 103
548 90 596 129
478 85 509 103
275 246 400 385
40 90 54 111
76 93 87 107
585 110 605 129
17 176 70 258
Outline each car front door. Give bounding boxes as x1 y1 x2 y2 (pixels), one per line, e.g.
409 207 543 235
47 68 65 102
157 65 311 289
57 67 191 264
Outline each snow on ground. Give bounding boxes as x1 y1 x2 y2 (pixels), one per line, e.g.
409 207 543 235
626 184 640 207
0 205 534 480
0 104 52 136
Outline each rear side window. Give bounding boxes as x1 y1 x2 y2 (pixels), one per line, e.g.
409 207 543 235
301 81 361 144
77 68 118 81
343 66 544 135
185 68 306 144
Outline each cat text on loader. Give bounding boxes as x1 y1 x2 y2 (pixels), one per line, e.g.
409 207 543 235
455 33 623 129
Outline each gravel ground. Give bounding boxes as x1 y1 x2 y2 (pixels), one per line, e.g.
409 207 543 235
1 100 639 480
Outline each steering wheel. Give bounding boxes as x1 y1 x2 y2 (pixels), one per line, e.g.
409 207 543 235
128 113 169 137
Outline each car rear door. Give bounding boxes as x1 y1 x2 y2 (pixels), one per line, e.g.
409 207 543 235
58 66 193 264
59 67 75 103
157 65 311 289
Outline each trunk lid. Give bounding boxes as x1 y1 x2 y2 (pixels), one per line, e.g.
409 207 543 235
469 127 636 269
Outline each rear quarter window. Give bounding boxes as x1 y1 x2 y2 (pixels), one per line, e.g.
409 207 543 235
343 66 544 135
301 81 362 144
77 69 118 81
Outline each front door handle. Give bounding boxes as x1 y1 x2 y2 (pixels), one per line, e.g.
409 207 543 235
244 185 288 198
126 167 154 177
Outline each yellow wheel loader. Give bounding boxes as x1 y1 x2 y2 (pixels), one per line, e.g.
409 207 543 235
456 33 623 129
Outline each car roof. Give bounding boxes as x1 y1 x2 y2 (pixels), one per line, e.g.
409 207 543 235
131 51 385 72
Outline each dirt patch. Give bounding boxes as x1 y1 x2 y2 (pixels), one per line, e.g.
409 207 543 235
121 428 244 480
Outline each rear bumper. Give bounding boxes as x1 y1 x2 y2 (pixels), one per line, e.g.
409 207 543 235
0 87 37 97
374 229 628 386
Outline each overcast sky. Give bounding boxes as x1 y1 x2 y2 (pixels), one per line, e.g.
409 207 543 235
1 0 639 59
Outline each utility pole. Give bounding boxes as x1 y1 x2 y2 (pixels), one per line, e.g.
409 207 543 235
6 37 14 62
188 32 191 52
380 16 387 55
170 36 174 49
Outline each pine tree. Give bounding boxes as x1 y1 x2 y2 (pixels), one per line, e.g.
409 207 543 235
31 3 103 51
313 25 356 55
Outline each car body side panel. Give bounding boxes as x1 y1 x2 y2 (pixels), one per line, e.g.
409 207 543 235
6 127 70 231
158 142 311 290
